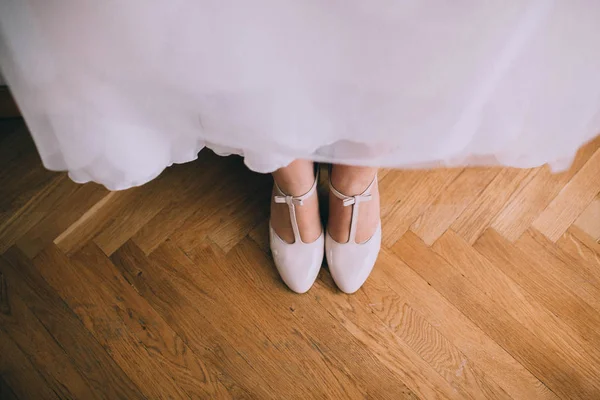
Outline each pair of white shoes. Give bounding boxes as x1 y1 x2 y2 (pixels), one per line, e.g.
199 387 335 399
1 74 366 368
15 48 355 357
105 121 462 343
269 168 381 294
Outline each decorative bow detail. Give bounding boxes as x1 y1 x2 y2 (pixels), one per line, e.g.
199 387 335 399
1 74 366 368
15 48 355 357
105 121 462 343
342 193 372 207
274 195 304 206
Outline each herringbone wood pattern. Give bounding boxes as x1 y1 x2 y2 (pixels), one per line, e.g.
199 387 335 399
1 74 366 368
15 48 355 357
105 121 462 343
1 119 600 399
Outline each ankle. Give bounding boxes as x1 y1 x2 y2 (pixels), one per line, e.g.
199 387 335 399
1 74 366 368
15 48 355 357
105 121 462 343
272 160 316 196
275 176 315 197
331 165 377 195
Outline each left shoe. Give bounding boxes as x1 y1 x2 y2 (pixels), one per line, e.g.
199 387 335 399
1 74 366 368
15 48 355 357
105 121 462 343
325 173 381 294
269 168 324 294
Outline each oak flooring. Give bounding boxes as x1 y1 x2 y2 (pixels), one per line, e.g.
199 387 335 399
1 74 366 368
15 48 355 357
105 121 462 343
1 120 600 399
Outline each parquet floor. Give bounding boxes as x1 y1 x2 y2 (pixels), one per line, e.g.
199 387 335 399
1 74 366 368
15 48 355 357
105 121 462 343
1 119 600 399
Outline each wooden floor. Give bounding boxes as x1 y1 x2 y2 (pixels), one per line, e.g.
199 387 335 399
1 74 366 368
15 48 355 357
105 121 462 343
1 120 600 399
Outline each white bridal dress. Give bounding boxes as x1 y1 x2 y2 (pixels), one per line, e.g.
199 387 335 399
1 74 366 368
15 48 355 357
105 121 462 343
1 1 599 190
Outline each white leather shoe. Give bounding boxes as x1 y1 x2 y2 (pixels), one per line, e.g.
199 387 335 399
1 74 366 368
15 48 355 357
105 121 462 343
326 174 381 294
269 170 324 294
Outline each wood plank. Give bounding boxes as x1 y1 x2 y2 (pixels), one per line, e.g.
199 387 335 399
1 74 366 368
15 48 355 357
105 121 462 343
433 231 600 377
91 158 218 257
379 168 463 247
196 157 271 253
491 167 562 242
533 148 600 241
556 228 600 281
313 270 509 400
492 135 600 241
393 231 598 399
0 257 99 399
207 179 270 252
0 331 59 400
0 128 56 218
111 240 268 399
93 173 175 256
410 168 499 245
172 158 271 254
573 195 600 241
517 229 600 300
169 183 236 253
187 238 418 399
0 174 77 253
33 244 208 400
16 183 109 258
475 229 600 348
451 168 537 244
2 247 145 400
248 218 269 253
568 225 600 256
132 150 231 254
369 249 557 400
53 191 119 255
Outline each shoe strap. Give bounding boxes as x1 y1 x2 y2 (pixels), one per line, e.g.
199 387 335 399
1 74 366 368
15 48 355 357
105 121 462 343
329 173 377 243
273 169 319 244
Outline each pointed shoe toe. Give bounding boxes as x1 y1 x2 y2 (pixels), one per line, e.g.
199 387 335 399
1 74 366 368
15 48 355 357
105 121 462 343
326 224 381 294
270 225 324 293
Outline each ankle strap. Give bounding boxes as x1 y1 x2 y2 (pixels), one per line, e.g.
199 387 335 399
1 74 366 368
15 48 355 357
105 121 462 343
273 169 319 206
329 172 377 243
273 168 319 244
329 174 377 207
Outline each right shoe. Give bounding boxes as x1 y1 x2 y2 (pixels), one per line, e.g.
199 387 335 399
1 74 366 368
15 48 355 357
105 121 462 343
269 169 324 293
325 172 381 294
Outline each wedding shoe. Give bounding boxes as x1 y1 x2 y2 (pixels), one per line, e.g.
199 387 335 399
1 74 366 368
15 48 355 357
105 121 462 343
269 170 324 293
326 173 381 294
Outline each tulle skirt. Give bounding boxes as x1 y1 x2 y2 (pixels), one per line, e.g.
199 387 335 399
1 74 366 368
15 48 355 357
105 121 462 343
1 1 599 190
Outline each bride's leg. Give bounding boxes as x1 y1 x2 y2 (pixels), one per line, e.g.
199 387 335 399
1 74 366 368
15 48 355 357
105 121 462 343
328 165 380 243
271 159 322 244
